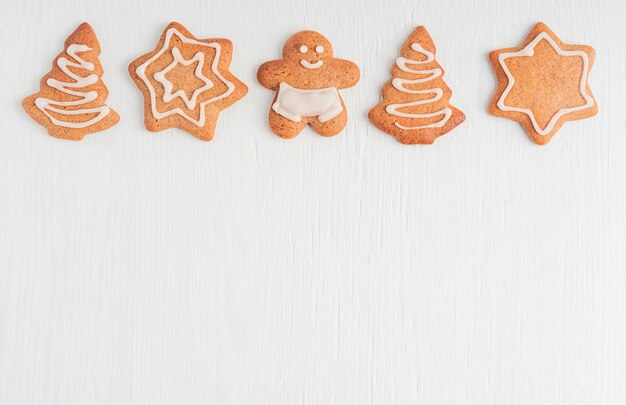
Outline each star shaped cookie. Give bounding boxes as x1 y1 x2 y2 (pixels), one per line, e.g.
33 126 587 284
489 22 597 145
129 22 247 141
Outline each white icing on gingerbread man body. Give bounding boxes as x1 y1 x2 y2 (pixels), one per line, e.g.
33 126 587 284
257 31 360 138
273 83 343 123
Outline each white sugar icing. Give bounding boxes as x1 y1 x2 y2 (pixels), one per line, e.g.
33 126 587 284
386 89 452 130
300 60 323 69
153 47 214 110
272 82 342 123
386 43 451 130
395 43 435 73
34 44 111 129
135 28 235 127
496 31 594 136
391 68 441 92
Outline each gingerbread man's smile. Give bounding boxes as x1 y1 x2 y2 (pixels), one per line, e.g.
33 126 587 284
299 45 325 69
300 59 323 69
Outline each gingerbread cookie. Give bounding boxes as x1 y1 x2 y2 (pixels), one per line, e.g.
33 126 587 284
489 22 597 145
369 26 465 145
22 23 120 140
257 31 360 138
129 22 248 141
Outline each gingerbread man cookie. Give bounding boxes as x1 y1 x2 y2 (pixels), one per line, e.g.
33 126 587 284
257 31 360 138
489 22 598 145
22 23 120 140
129 22 248 141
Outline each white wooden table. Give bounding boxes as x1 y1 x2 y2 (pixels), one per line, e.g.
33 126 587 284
1 0 625 403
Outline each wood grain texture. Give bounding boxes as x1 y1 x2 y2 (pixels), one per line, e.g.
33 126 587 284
1 0 625 404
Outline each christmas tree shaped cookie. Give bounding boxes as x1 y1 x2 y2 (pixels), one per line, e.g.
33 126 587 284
22 23 120 140
489 22 597 145
129 22 248 141
369 26 465 145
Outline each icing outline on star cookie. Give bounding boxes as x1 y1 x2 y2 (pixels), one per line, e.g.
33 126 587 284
135 27 235 127
153 47 214 110
496 32 595 136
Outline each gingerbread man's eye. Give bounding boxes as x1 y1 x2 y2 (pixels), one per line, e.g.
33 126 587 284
315 45 324 53
299 45 308 53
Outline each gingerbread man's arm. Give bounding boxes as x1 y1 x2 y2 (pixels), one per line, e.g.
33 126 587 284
257 60 292 90
333 59 360 89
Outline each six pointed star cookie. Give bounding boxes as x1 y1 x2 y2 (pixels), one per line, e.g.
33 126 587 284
129 22 248 141
489 22 597 145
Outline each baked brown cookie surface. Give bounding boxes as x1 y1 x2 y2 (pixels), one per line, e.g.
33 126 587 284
22 23 120 140
369 26 465 145
489 22 597 145
129 22 248 141
257 31 360 139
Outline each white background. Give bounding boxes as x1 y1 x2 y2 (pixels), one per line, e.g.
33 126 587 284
1 0 625 404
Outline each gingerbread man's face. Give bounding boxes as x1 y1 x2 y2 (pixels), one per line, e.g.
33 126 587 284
282 31 334 70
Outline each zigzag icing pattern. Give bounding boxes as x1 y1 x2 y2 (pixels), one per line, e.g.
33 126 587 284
386 43 452 130
35 44 111 129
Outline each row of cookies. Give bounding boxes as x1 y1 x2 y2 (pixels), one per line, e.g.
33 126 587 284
23 22 597 146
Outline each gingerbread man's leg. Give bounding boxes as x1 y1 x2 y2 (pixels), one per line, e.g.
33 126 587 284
268 108 308 139
268 95 307 139
309 106 348 137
